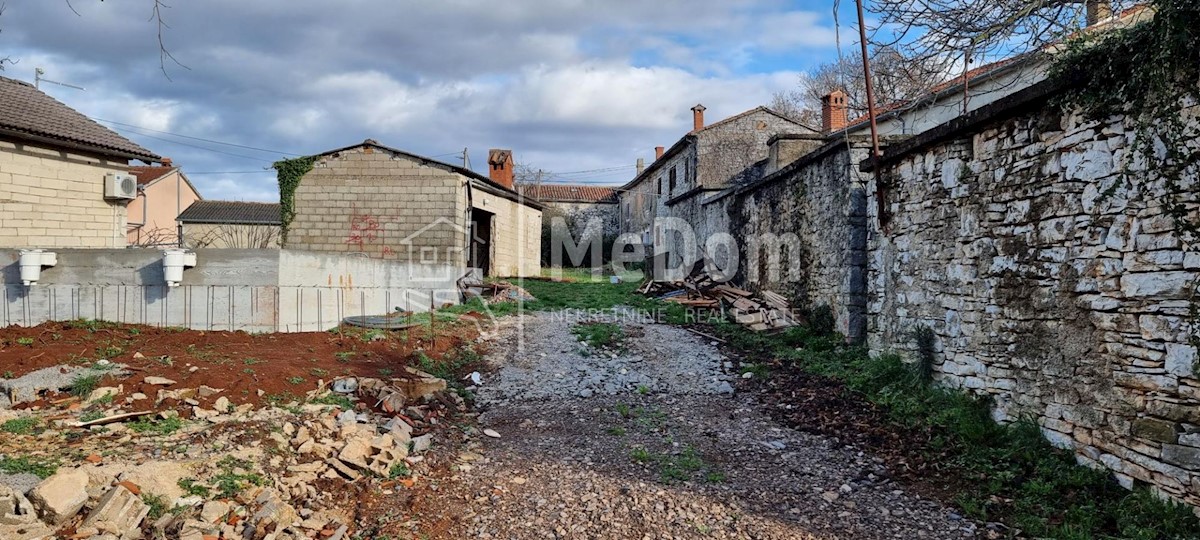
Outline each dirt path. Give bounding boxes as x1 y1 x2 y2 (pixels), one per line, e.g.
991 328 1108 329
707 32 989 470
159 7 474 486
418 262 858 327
418 311 980 539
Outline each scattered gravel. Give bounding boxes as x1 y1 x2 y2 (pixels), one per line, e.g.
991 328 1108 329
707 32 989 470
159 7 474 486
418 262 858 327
475 309 734 406
421 312 980 539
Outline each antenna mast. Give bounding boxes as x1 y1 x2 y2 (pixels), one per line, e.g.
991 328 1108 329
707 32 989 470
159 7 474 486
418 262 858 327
35 68 85 91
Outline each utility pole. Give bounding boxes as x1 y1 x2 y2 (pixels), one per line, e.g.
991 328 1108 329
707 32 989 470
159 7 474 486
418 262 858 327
461 148 471 170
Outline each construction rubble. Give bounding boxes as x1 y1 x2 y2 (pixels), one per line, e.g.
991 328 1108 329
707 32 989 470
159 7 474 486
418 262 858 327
640 262 799 332
0 367 461 540
457 273 536 304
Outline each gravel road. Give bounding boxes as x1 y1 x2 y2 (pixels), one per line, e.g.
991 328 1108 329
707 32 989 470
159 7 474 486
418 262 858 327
423 310 980 539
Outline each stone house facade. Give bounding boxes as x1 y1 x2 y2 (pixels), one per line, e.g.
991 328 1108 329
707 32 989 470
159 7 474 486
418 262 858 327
285 141 542 277
617 104 814 274
0 75 160 248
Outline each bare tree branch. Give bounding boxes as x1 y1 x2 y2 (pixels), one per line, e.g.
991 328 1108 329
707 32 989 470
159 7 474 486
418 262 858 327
148 0 189 80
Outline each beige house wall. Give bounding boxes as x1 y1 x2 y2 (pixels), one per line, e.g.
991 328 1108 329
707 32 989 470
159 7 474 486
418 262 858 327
464 187 542 277
127 169 202 246
286 146 466 266
0 138 130 248
182 223 282 249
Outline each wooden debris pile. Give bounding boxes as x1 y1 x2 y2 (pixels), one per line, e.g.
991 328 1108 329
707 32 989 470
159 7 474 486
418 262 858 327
639 263 799 332
457 272 536 304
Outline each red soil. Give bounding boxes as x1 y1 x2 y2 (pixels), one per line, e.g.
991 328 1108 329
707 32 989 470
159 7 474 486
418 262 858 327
0 320 479 411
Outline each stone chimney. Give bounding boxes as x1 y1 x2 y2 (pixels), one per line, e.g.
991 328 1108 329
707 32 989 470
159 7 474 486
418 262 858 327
161 157 173 166
1086 0 1113 25
487 149 514 189
636 158 645 176
821 91 848 134
691 104 706 131
655 146 665 160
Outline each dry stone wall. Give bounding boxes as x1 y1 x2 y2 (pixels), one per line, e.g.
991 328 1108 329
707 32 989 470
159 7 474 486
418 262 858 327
868 101 1200 504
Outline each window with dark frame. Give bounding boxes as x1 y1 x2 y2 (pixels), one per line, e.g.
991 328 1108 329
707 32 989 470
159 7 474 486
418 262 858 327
669 166 677 192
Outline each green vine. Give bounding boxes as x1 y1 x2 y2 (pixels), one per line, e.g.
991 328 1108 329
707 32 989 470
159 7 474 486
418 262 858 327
1051 0 1200 349
273 156 317 246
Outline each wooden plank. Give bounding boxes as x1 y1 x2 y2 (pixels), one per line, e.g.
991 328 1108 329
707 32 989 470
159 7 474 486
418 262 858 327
73 410 154 428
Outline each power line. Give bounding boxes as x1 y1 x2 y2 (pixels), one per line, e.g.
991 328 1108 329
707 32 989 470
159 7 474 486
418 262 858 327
186 170 272 175
104 125 275 162
92 117 302 156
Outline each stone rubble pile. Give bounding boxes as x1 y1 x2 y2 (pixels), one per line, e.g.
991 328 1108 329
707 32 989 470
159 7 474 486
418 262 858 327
0 367 459 539
640 261 799 332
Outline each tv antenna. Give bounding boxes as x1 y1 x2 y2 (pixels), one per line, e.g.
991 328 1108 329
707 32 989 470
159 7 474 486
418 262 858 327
34 68 85 91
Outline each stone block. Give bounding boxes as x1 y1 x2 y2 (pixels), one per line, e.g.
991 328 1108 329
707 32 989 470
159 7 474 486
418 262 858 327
28 469 89 525
81 484 150 535
1163 444 1200 471
1165 344 1198 378
1132 417 1180 443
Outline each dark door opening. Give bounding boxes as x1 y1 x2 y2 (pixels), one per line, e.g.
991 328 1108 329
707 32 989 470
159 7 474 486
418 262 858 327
469 208 494 276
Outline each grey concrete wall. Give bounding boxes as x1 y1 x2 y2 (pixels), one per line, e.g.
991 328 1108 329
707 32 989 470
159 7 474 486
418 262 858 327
0 248 461 333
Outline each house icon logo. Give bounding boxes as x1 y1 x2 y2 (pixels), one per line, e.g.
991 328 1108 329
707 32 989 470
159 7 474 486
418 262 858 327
399 216 467 282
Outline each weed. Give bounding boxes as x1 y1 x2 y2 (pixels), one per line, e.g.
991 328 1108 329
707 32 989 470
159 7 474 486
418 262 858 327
1 417 38 435
67 374 101 397
286 376 305 385
607 426 626 436
79 410 105 423
637 385 650 395
615 403 632 419
243 368 256 375
740 363 770 379
378 368 393 377
95 345 123 359
1 371 12 379
630 445 717 484
177 478 211 498
15 337 34 347
94 391 115 405
213 456 266 498
334 351 355 362
361 329 387 342
142 494 169 520
65 319 117 333
128 416 184 435
311 393 355 409
0 456 58 478
571 322 624 350
243 358 263 365
388 462 411 479
310 368 329 378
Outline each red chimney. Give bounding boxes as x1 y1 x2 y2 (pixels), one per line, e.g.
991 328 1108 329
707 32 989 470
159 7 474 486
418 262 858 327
487 149 515 189
655 146 665 160
691 104 706 131
822 91 848 134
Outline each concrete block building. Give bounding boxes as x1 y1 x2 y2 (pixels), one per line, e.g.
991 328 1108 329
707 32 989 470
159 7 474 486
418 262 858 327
0 75 160 248
285 140 542 277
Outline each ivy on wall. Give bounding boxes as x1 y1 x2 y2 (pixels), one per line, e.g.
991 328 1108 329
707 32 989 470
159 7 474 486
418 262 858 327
1051 0 1200 349
273 156 317 247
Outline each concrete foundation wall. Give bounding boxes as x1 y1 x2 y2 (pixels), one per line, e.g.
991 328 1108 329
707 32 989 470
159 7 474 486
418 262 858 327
0 138 131 249
0 249 460 333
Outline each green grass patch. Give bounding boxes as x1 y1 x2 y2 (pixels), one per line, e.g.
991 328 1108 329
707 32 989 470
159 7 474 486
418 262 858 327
0 456 58 478
0 417 38 435
213 456 266 498
310 393 355 409
630 445 719 484
571 322 625 350
66 374 101 397
178 477 212 498
65 319 118 333
128 416 184 435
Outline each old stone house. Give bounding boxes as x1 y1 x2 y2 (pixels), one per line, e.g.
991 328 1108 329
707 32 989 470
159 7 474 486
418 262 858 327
285 140 542 277
617 104 815 273
0 75 161 248
178 200 282 249
518 184 619 266
127 160 203 247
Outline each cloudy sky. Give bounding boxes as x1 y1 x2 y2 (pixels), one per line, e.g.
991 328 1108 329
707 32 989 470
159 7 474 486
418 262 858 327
0 0 854 201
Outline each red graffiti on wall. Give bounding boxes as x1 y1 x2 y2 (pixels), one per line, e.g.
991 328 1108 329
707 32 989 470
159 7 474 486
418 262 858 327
346 211 381 250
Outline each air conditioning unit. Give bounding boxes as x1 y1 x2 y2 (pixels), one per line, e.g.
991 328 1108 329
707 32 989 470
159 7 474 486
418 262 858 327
104 172 137 200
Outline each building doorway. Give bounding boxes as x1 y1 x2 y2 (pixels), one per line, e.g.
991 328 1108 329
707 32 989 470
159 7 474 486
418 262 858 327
469 208 494 276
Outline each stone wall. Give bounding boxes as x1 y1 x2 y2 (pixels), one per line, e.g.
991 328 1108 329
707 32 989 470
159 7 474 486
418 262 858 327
711 139 872 341
868 94 1200 503
0 139 130 248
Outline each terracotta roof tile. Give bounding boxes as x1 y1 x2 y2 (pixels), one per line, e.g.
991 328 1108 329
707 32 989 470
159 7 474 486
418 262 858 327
129 166 177 186
0 75 159 161
517 184 618 204
177 201 281 225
